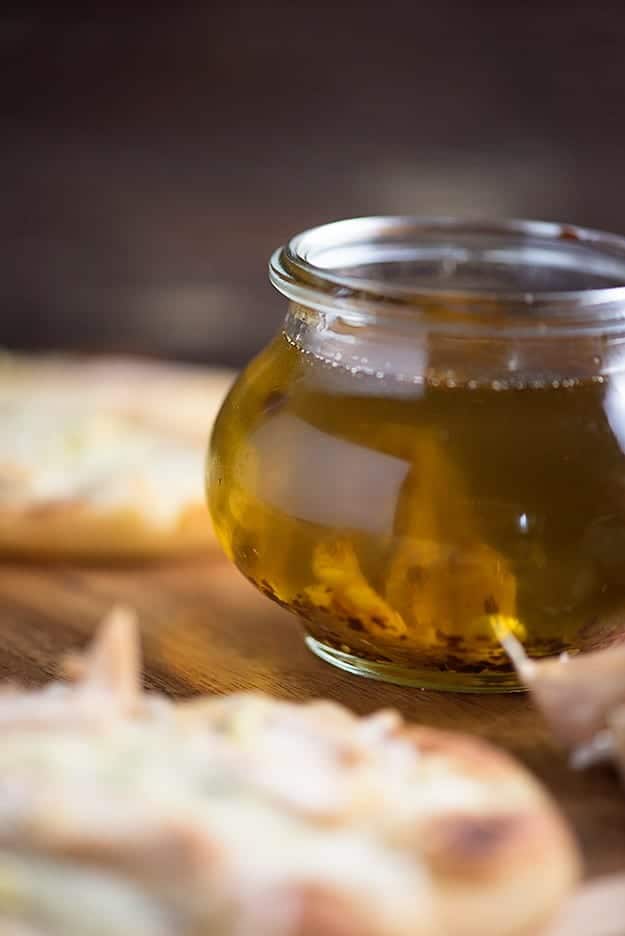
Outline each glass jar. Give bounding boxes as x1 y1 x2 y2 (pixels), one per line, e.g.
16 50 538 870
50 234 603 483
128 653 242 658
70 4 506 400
208 217 625 691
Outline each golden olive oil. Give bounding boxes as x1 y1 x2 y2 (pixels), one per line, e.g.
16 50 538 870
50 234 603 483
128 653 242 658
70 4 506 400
209 332 625 689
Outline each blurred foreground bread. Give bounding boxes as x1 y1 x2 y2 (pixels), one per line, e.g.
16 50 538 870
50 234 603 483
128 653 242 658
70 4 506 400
0 607 579 936
0 354 235 558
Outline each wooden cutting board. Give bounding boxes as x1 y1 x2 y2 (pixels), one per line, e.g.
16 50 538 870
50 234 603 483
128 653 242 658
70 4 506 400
0 554 623 930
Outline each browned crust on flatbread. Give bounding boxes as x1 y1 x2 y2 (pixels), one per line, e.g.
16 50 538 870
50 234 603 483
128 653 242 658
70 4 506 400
270 885 379 936
401 724 521 777
0 501 216 559
390 725 580 935
421 810 547 880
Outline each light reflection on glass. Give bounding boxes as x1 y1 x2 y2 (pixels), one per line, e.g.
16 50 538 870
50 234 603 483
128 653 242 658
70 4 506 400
251 413 411 536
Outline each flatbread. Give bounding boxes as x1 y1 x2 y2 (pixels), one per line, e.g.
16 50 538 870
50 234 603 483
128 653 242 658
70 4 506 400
0 354 235 558
0 608 579 936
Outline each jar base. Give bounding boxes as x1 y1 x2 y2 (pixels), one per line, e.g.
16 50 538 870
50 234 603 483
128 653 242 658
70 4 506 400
305 636 524 693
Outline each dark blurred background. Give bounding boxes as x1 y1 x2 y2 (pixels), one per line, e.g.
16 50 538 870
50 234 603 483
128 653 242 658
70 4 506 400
2 1 625 367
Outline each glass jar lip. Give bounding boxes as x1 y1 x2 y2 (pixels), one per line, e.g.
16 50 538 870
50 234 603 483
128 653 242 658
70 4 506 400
269 216 625 336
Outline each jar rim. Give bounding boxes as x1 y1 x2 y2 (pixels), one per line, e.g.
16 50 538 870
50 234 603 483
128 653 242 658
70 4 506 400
269 216 625 336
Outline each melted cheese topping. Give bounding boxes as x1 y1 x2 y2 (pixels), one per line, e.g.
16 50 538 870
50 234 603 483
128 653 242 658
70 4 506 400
0 356 234 528
0 723 434 935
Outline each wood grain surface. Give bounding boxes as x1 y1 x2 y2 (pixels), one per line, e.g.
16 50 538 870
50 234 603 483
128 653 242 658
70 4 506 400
0 553 624 899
